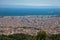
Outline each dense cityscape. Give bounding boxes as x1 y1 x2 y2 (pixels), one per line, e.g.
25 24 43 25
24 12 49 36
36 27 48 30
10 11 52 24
0 16 60 35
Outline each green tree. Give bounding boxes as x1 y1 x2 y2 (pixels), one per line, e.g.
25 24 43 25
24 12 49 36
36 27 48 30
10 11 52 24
50 34 60 40
32 31 49 40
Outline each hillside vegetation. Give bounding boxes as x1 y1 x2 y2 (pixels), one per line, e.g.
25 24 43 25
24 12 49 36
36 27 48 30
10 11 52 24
0 31 60 40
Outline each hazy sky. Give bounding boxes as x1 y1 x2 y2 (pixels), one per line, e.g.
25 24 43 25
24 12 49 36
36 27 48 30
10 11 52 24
0 0 60 6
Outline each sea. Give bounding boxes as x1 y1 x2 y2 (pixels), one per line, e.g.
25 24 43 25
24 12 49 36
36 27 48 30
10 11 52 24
0 6 60 16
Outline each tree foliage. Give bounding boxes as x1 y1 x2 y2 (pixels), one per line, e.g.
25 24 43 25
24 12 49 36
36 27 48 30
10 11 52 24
0 33 33 40
32 31 50 40
0 31 60 40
